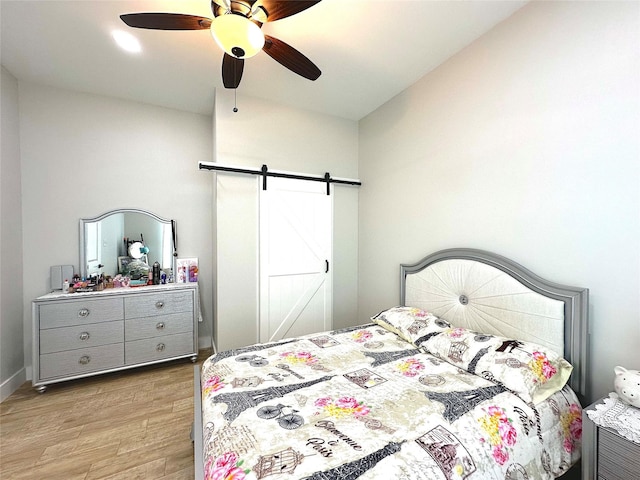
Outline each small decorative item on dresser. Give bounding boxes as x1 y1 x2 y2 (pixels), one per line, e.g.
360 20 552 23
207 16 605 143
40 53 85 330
614 365 640 408
152 261 161 285
176 258 198 283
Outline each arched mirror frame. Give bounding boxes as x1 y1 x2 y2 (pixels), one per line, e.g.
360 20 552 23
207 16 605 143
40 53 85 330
79 208 177 280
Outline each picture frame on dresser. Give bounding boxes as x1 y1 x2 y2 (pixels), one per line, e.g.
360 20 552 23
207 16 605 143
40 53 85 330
176 257 198 283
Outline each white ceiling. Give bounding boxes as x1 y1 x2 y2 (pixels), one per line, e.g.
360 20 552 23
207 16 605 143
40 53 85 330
1 0 527 121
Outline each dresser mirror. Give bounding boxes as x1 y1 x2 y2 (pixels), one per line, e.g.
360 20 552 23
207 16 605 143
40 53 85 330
79 209 177 280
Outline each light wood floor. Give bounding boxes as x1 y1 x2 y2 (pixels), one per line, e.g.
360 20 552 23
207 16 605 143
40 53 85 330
0 350 211 480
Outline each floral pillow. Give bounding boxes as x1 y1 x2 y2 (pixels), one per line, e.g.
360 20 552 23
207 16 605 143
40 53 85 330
371 306 451 347
421 326 573 404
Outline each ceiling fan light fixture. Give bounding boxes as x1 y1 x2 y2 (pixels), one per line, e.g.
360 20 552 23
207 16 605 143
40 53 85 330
210 14 264 59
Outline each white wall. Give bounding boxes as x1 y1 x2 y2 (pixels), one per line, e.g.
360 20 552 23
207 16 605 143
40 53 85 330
213 90 358 351
358 0 639 403
1 67 25 401
18 83 214 373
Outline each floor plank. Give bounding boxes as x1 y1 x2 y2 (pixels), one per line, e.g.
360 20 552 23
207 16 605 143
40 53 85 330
0 351 211 480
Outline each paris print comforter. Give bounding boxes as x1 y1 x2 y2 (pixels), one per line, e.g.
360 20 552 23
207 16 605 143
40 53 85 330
199 321 582 480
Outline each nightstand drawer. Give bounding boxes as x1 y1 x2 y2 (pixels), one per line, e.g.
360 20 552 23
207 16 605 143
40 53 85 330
124 291 193 318
598 427 640 480
125 312 193 341
40 297 124 329
125 332 194 365
40 320 124 354
40 343 124 379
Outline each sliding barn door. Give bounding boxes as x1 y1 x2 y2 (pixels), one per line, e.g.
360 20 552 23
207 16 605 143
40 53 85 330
259 178 332 342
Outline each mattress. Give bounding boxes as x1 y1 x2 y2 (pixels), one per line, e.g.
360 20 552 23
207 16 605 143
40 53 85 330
199 321 582 480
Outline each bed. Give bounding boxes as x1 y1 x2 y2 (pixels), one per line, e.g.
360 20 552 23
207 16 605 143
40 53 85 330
193 248 589 479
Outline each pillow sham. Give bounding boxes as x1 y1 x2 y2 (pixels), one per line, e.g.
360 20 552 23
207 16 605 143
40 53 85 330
421 326 573 404
371 306 451 346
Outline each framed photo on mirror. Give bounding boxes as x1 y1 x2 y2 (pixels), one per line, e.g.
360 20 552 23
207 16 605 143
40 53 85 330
117 256 132 274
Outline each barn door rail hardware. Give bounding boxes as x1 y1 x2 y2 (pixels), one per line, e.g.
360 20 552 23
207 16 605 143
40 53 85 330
199 161 361 195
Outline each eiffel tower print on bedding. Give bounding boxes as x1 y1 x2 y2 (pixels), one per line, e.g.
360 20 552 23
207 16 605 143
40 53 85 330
198 317 582 480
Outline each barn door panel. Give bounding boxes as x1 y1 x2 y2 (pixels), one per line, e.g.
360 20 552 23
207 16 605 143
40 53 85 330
259 178 332 342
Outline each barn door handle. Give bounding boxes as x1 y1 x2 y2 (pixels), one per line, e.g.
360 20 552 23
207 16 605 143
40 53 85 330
325 260 329 273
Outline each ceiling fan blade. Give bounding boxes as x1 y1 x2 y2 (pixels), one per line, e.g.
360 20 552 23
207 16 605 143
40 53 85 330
120 13 212 30
260 0 322 22
222 54 245 88
262 35 321 81
211 0 229 17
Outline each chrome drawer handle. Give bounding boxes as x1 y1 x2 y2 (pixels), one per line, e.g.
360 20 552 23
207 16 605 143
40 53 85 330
156 322 165 330
155 301 165 309
78 308 90 317
79 332 90 341
156 343 166 352
78 355 91 365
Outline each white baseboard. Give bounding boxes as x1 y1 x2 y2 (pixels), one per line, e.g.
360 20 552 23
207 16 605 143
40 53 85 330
199 336 216 351
0 367 27 403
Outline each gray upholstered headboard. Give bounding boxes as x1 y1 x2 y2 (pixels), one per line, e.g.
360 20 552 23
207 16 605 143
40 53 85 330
400 248 589 402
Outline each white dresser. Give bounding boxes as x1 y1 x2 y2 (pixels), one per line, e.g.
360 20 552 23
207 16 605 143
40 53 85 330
32 283 199 392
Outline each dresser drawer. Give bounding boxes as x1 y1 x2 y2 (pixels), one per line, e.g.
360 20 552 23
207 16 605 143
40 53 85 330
125 312 193 341
598 427 640 480
124 291 193 319
125 332 195 365
40 320 124 354
39 297 124 329
40 343 124 379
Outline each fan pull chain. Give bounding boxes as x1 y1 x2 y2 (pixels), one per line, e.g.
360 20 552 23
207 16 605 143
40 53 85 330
233 87 238 113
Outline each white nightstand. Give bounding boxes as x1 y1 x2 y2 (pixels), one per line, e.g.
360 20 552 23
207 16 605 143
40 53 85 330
582 397 640 479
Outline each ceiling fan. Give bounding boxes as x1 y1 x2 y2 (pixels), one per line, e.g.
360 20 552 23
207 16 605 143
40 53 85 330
120 0 322 89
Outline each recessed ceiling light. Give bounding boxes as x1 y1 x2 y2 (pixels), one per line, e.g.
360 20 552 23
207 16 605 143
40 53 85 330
112 30 141 53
